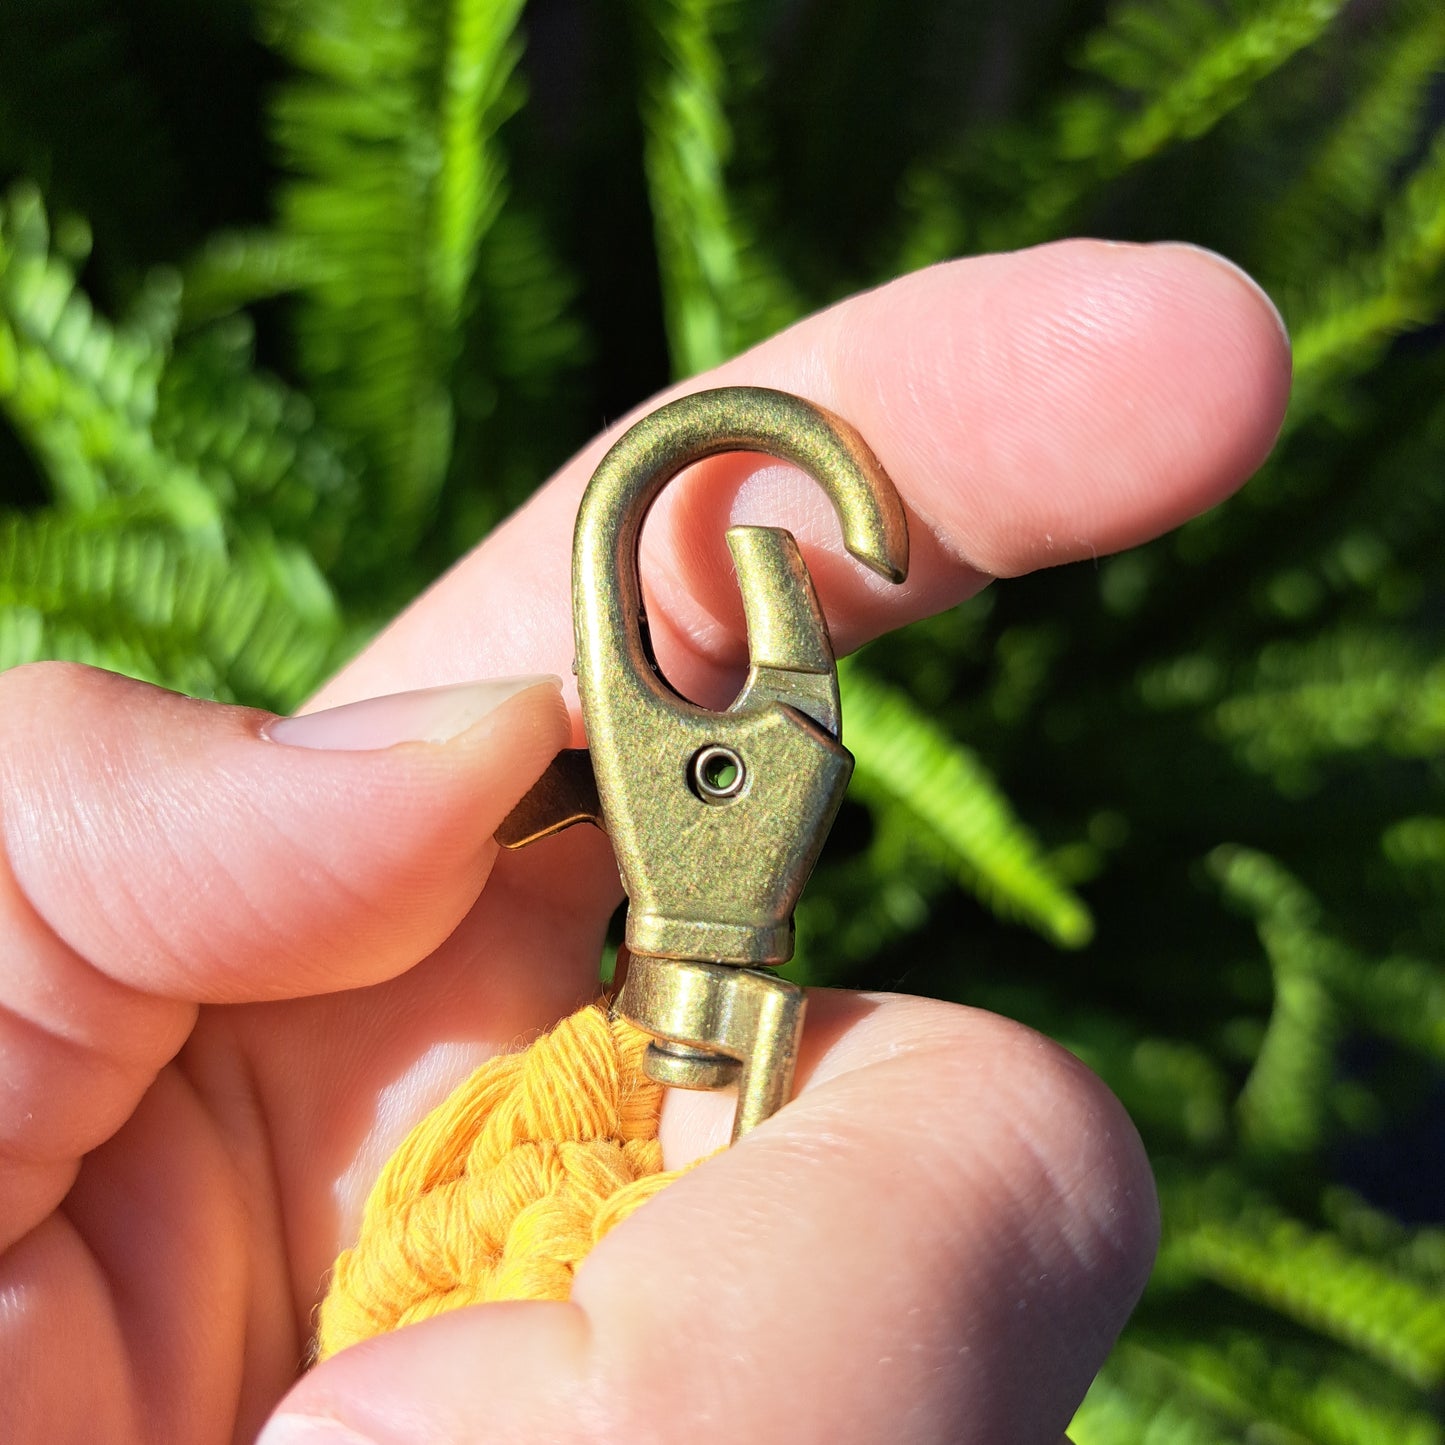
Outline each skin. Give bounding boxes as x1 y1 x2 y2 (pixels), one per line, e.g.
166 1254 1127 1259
0 241 1291 1445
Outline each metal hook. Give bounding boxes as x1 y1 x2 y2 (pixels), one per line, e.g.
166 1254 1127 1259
499 386 908 1138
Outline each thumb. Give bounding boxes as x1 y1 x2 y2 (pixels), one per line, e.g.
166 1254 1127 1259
256 996 1155 1445
0 661 567 1246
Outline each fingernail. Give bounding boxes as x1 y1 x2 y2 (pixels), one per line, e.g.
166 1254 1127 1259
263 676 562 751
257 1418 376 1445
1167 242 1291 350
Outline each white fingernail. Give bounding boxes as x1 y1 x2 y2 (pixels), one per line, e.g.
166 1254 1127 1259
256 1417 376 1445
263 676 562 751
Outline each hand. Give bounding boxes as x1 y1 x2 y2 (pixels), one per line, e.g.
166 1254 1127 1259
0 241 1289 1444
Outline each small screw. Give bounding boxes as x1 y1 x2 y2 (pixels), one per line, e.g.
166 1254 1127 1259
691 744 746 802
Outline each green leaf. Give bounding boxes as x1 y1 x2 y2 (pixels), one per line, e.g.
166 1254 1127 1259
0 509 341 710
1262 0 1445 288
842 661 1094 948
153 317 361 569
1162 1176 1445 1390
1207 628 1445 787
1078 1331 1444 1445
898 0 1349 266
1213 844 1445 1070
260 0 529 558
1286 128 1445 415
0 184 222 536
179 229 321 326
1209 846 1343 1153
635 0 801 375
439 202 590 549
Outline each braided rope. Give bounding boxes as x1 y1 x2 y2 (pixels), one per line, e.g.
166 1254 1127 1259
317 1005 684 1359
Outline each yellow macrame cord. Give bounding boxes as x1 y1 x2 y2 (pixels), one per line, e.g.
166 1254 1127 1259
316 1005 686 1360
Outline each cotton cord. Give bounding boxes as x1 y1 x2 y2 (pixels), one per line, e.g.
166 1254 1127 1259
316 1004 686 1360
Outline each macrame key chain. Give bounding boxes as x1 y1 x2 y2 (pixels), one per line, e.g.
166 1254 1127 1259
317 387 910 1355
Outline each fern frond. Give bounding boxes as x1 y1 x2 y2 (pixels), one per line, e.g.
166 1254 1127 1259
469 208 587 396
1069 1023 1232 1149
1383 816 1445 892
1069 0 1343 162
179 229 321 326
0 509 341 709
1071 1348 1248 1445
440 203 590 548
1345 951 1445 1060
0 184 223 536
1 184 362 587
1287 128 1445 413
1208 846 1342 1152
842 662 1094 948
635 0 800 376
1207 627 1445 786
1324 1190 1445 1294
1262 0 1445 288
1082 1332 1444 1445
1213 843 1445 1066
153 317 361 570
898 0 1347 265
792 797 956 984
261 0 527 552
636 0 738 374
1162 1177 1445 1390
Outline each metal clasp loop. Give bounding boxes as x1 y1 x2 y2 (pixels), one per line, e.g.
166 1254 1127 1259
501 386 908 1137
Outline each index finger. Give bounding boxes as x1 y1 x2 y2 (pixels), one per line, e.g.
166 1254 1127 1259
314 239 1288 716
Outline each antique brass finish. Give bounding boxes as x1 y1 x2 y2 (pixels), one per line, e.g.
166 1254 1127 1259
498 386 908 1137
574 387 908 967
616 953 805 1139
494 748 600 847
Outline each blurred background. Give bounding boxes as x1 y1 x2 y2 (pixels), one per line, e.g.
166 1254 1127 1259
2 0 1443 1438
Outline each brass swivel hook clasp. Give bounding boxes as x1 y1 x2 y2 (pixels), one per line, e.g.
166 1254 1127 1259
499 386 908 1139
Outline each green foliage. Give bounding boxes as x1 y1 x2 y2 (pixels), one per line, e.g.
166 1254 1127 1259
634 0 798 374
1 184 211 529
0 182 347 706
1287 127 1445 413
1163 1192 1445 1389
0 510 340 709
3 1 1444 1438
1076 1331 1445 1445
839 661 1093 949
1262 0 1445 286
897 0 1351 266
256 0 532 571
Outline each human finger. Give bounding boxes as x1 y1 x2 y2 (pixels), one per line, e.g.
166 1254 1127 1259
316 239 1289 716
260 992 1157 1445
0 662 568 1249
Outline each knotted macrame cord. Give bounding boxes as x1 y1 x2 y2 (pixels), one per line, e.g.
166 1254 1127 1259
316 1003 687 1359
